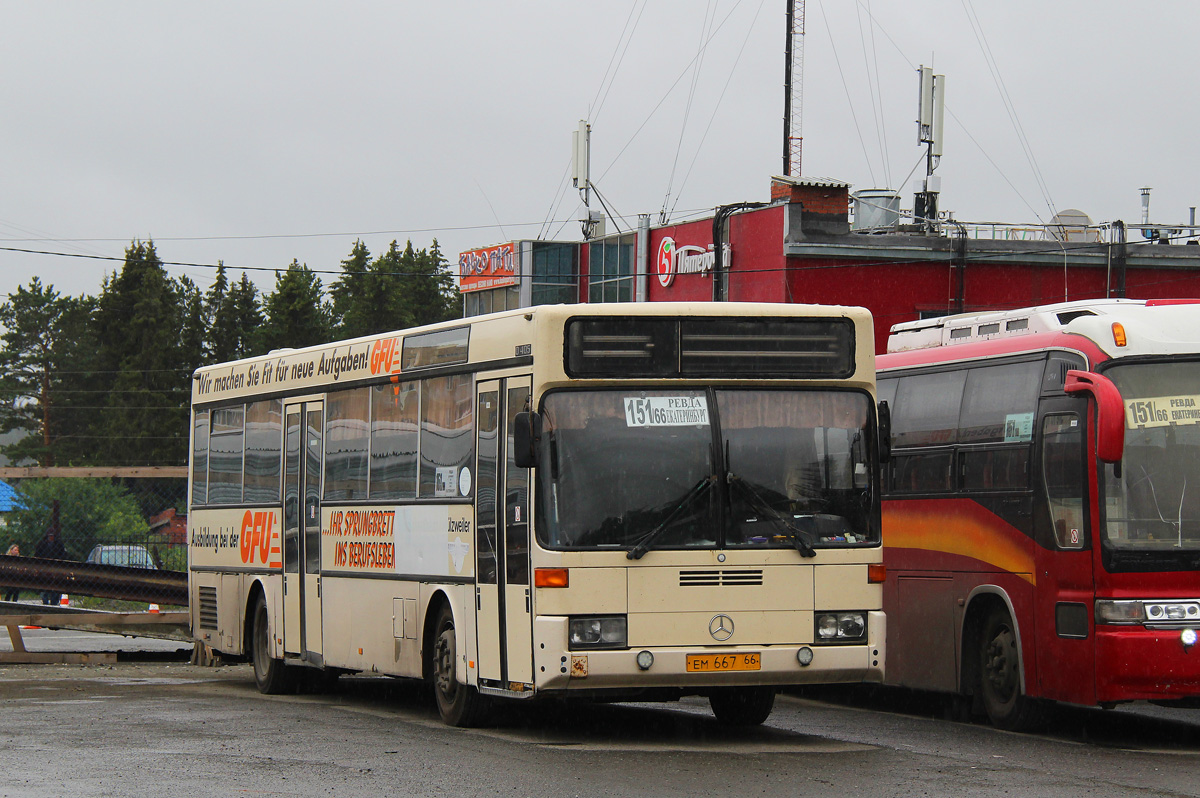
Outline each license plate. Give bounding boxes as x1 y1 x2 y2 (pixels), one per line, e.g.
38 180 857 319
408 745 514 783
685 652 761 672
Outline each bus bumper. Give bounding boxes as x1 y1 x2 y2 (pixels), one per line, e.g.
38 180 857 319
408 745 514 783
1094 625 1200 703
533 611 885 692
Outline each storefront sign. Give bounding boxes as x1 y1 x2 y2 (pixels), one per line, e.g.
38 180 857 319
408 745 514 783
656 236 729 287
459 242 517 292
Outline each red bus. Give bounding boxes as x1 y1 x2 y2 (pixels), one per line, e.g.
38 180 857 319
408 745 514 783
877 299 1200 729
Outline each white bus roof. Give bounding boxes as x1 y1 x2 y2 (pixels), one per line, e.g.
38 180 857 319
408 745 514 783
886 298 1200 359
192 302 874 406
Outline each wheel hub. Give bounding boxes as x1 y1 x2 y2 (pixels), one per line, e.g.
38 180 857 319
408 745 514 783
435 629 456 696
984 630 1016 696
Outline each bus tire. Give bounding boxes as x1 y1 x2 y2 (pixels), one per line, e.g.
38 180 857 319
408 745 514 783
977 607 1044 731
431 603 488 727
251 594 295 695
709 687 776 726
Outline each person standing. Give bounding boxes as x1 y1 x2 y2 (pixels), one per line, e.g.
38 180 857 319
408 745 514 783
34 501 67 605
2 543 19 601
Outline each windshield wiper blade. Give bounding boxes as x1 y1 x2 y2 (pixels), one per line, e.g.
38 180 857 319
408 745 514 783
728 473 816 558
627 476 715 560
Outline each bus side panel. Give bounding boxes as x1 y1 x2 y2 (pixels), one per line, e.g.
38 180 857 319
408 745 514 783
321 577 421 677
190 570 222 651
886 573 958 691
190 571 282 658
883 498 1036 693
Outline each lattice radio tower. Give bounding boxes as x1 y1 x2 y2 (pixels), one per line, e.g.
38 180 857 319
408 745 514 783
783 0 805 176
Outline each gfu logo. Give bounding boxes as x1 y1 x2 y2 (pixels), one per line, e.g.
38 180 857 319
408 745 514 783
655 236 724 288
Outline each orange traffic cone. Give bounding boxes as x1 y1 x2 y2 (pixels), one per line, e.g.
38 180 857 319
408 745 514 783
59 594 69 607
148 603 160 614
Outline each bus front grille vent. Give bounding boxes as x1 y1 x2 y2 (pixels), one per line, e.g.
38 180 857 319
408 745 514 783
198 586 219 631
679 569 763 587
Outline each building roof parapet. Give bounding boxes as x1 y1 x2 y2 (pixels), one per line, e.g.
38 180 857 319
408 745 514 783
786 230 1200 269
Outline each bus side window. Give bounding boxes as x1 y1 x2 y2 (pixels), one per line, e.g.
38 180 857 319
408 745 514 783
962 447 1030 491
192 410 209 506
891 372 964 448
1042 414 1086 549
892 451 954 493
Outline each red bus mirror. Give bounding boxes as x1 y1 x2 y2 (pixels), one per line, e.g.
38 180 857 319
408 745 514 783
1064 370 1125 463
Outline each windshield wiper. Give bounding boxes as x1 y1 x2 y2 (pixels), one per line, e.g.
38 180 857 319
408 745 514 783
728 473 816 558
626 476 715 560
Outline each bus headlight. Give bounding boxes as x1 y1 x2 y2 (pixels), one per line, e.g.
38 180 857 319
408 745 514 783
815 612 867 642
568 616 628 650
1095 599 1200 625
1146 602 1200 622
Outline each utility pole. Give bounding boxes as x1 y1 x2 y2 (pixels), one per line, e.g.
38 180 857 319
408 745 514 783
573 119 603 239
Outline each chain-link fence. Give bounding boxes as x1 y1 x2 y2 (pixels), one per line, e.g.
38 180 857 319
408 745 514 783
0 474 187 609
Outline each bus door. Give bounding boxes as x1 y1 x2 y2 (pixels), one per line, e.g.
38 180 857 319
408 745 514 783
283 401 325 664
1033 399 1096 704
474 377 533 688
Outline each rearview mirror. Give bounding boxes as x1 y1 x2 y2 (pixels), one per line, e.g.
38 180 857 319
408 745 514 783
1064 370 1125 463
513 411 542 469
877 400 892 464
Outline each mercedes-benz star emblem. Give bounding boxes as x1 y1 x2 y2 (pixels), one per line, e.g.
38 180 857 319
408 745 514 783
708 614 734 641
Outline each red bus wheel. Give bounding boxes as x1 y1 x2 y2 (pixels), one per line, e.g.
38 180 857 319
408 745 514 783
977 607 1045 731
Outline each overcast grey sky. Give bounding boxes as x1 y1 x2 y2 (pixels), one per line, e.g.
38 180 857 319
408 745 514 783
2 1 1197 302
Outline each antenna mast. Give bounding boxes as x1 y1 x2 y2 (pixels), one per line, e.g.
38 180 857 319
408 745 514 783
783 0 805 176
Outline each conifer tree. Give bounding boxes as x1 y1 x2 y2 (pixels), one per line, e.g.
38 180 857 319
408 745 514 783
226 272 264 358
207 264 263 362
329 240 382 339
204 263 234 363
0 278 97 466
258 259 333 352
178 275 207 374
91 241 191 466
410 238 461 325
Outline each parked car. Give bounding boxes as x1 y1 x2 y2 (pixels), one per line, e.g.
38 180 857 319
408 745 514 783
85 545 157 569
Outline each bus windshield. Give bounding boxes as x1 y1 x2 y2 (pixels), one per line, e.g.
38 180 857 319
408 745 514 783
534 388 876 552
1103 359 1200 570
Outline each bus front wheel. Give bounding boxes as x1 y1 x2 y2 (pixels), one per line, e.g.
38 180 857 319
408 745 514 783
709 687 776 726
431 603 488 727
251 595 295 695
977 607 1043 731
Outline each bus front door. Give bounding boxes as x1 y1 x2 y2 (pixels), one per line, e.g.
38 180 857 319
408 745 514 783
475 378 533 689
283 401 325 665
1034 403 1096 705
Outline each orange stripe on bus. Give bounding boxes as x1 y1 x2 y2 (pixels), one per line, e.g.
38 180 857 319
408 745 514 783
884 499 1036 585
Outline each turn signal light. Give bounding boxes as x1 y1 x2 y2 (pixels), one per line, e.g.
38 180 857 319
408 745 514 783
1111 322 1127 347
868 563 887 584
534 567 569 588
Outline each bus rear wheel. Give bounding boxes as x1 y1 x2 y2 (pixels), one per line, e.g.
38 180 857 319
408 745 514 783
977 607 1043 731
251 595 295 695
431 603 488 727
709 687 776 726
